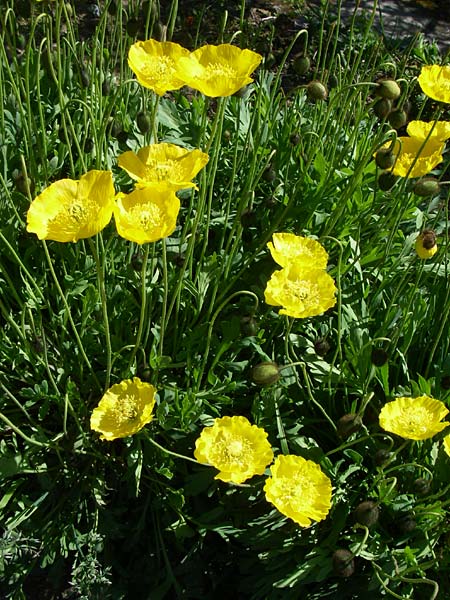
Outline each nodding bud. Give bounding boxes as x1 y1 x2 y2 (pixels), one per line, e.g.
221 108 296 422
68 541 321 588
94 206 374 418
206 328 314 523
251 362 280 386
378 172 397 191
413 478 431 496
373 448 391 466
396 513 417 534
307 80 328 101
336 414 362 439
388 109 408 130
332 549 355 578
293 55 311 76
375 78 401 100
137 111 152 133
375 148 396 170
374 98 392 119
290 132 301 146
314 338 330 357
240 315 259 337
413 178 441 197
353 500 379 527
371 348 388 367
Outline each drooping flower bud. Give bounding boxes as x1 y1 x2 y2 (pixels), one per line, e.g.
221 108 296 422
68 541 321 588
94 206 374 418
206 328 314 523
375 148 396 170
353 500 379 527
413 178 441 197
332 549 355 578
375 78 401 100
251 362 280 386
336 414 362 439
307 80 328 101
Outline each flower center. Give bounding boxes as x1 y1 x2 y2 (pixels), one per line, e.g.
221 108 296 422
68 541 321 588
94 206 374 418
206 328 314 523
67 200 90 224
397 407 431 435
144 56 174 79
206 62 236 81
285 278 317 303
144 160 184 182
130 203 162 230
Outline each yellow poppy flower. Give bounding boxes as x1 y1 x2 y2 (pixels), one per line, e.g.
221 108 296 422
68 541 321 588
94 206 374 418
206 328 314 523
128 39 190 96
407 120 450 142
194 415 274 484
415 230 437 259
175 44 262 97
418 65 450 104
379 395 449 441
26 170 115 242
114 185 180 244
90 377 157 441
265 265 336 319
117 143 209 190
264 455 332 527
381 137 444 178
267 233 329 269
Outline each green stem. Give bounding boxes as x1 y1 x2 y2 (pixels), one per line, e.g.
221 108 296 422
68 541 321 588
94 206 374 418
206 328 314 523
128 244 150 373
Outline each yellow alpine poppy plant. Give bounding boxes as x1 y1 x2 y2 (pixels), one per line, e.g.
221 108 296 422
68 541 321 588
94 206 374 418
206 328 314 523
128 39 190 96
379 395 449 441
418 65 450 104
265 264 336 319
118 143 209 190
114 185 180 244
175 44 262 97
380 137 444 178
26 170 115 242
90 377 157 441
194 415 274 484
407 120 450 142
264 455 332 527
267 233 329 269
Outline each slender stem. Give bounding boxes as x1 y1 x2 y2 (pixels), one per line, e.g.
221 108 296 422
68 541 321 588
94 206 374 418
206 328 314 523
146 435 201 465
43 241 101 391
88 238 112 391
128 244 150 373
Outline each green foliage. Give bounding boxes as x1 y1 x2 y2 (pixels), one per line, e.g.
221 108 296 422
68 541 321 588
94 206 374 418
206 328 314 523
1 0 450 598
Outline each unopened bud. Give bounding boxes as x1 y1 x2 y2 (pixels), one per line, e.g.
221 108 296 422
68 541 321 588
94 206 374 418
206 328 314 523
332 549 355 578
307 80 328 101
375 148 396 170
413 178 441 197
374 98 392 119
388 109 408 130
293 55 311 76
336 414 362 439
353 500 379 527
251 362 280 386
375 79 401 100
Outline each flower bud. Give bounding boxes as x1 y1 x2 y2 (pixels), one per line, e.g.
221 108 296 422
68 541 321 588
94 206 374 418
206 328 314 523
375 148 395 170
413 178 441 197
293 55 311 76
332 549 355 578
251 362 280 386
263 166 276 182
415 229 437 259
374 98 392 119
353 500 379 527
396 513 416 534
240 207 257 228
336 414 362 439
137 111 152 133
375 79 401 100
413 477 431 496
373 448 391 466
371 348 388 367
126 17 140 37
240 316 258 337
102 78 112 96
388 109 408 130
290 132 301 146
314 338 330 357
307 80 328 101
378 172 397 191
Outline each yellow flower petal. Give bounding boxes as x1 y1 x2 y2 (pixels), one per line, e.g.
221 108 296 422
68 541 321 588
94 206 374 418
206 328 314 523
26 170 115 242
265 265 336 319
128 39 190 96
381 136 444 178
175 44 262 97
114 185 180 244
418 65 450 104
117 143 209 190
264 455 332 527
443 434 450 457
194 415 274 484
406 120 450 141
90 377 157 441
379 395 449 441
267 233 329 269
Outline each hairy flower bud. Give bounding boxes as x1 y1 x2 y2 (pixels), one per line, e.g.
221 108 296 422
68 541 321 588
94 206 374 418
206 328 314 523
374 98 392 119
293 55 311 76
375 148 396 170
332 549 355 578
307 80 328 101
251 362 280 386
337 414 362 439
353 500 379 527
375 79 401 100
413 178 441 197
